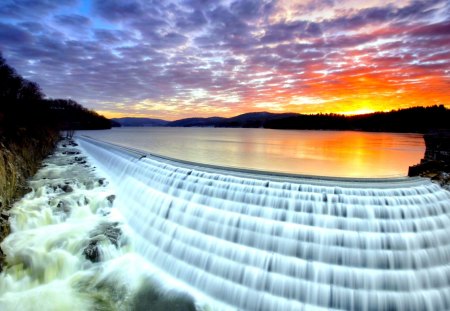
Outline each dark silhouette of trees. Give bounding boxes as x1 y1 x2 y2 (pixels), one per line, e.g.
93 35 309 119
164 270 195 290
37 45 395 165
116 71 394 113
0 53 112 212
46 99 112 131
0 53 112 144
263 106 450 133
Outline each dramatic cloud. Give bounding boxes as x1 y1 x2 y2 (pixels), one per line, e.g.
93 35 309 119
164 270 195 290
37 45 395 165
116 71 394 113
0 0 449 119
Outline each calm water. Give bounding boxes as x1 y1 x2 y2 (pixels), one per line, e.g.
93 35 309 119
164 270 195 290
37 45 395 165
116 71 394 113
78 127 425 178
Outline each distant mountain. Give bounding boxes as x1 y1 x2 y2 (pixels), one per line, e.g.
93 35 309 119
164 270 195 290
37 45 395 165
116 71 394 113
112 105 450 133
111 117 169 127
166 112 299 127
217 112 299 128
167 117 226 127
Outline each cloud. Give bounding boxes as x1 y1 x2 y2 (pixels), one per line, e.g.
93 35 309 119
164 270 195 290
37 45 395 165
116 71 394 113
0 0 448 119
0 22 33 46
176 9 207 30
0 0 77 19
92 1 144 21
54 14 91 27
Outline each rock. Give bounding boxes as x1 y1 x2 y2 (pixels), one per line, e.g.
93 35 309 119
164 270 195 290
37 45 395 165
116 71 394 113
83 241 100 263
61 184 73 193
51 183 74 193
63 151 80 155
56 201 71 215
130 278 197 311
74 156 87 165
431 172 450 188
83 222 123 263
409 131 450 177
0 211 10 221
106 195 116 205
99 222 122 247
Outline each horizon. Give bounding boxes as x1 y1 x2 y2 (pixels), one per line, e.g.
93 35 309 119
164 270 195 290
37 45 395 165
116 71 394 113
0 0 449 120
112 105 448 122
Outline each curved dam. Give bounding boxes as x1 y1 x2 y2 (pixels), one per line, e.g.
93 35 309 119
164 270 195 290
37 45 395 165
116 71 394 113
77 135 450 311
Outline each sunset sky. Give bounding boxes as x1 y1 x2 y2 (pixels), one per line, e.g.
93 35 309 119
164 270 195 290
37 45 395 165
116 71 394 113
0 0 449 120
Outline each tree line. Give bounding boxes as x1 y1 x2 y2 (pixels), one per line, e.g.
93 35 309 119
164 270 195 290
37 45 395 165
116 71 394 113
0 53 111 144
262 106 450 132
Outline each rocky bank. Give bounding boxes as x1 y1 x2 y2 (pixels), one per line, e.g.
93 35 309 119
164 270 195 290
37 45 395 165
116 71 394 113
409 131 450 189
0 131 59 270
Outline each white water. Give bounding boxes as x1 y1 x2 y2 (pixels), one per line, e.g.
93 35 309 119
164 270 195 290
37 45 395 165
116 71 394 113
75 135 450 311
0 139 201 311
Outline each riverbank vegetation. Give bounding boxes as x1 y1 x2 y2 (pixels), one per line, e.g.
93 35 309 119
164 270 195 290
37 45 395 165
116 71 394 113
0 54 111 268
264 105 450 132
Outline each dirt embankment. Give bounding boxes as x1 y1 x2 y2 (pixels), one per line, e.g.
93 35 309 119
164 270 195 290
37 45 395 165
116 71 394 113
0 129 59 270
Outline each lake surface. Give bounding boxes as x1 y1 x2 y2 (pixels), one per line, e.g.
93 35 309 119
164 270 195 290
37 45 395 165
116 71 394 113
78 127 425 178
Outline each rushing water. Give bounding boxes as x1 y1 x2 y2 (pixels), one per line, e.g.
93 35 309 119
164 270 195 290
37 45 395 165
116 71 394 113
72 135 450 311
78 128 425 178
0 140 201 311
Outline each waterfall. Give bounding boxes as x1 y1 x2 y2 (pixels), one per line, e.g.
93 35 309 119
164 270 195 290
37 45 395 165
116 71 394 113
78 135 450 311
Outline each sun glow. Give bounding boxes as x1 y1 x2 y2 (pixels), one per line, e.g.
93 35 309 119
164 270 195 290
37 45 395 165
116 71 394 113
341 108 377 115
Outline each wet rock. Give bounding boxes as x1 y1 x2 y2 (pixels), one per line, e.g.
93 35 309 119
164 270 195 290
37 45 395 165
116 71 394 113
431 172 450 190
130 279 197 311
63 151 80 155
60 140 78 148
74 156 87 165
51 183 74 193
98 210 110 217
83 222 123 262
56 200 71 216
83 241 100 263
106 195 116 205
98 222 122 247
61 184 73 193
409 131 450 177
1 211 10 221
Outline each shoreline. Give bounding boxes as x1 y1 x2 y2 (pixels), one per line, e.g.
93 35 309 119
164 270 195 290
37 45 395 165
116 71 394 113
113 125 429 135
0 133 59 271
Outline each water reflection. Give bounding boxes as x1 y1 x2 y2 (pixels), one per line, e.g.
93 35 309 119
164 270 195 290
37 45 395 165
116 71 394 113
78 128 424 178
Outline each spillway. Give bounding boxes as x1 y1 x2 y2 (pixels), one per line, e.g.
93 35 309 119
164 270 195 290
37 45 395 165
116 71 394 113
77 135 450 311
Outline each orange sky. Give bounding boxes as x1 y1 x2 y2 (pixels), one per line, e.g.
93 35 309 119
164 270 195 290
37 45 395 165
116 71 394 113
1 0 449 120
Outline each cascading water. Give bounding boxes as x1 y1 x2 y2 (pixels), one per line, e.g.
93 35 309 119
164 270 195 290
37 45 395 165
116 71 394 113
0 139 200 311
76 135 450 311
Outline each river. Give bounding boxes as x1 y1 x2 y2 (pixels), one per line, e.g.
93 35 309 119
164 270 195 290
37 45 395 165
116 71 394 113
78 127 424 178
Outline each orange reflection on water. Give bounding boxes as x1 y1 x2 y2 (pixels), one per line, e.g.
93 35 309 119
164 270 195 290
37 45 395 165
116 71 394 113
79 128 425 178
